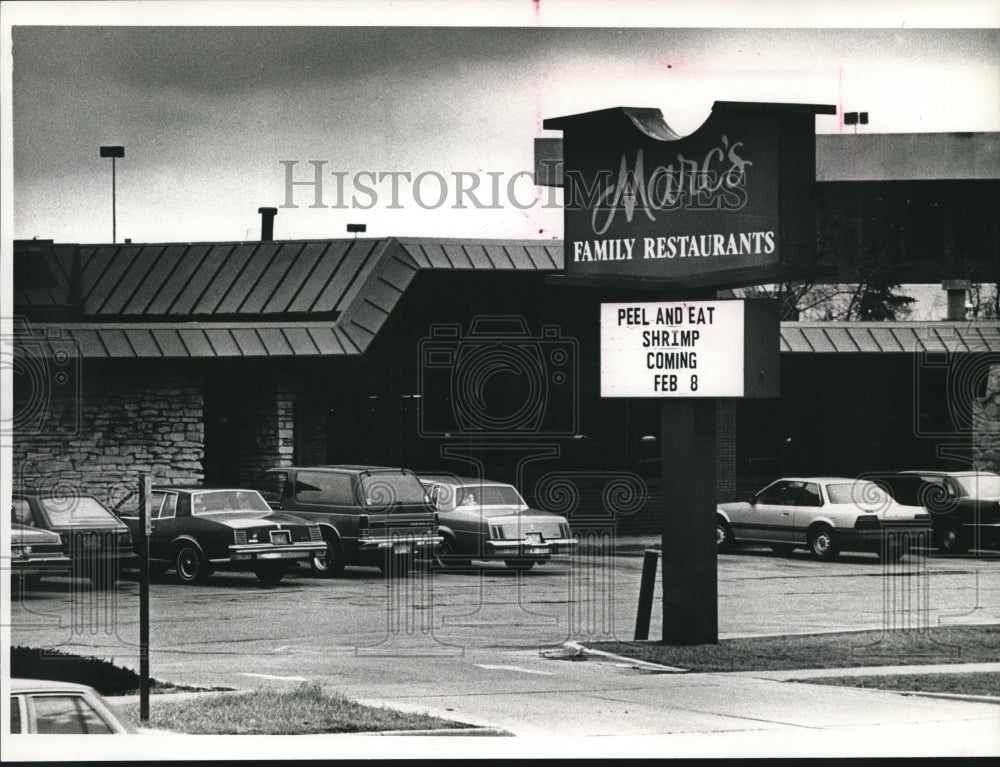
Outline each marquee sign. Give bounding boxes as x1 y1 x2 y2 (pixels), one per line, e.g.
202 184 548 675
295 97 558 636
542 101 836 288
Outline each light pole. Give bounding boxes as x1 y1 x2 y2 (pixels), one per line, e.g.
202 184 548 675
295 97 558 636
99 145 125 243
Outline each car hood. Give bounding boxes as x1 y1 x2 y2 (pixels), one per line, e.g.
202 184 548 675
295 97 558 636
46 520 130 534
196 511 310 528
717 501 750 514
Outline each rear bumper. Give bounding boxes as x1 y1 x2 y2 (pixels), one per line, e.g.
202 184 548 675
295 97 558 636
357 535 443 552
839 523 932 551
223 542 327 563
11 555 72 575
485 537 578 558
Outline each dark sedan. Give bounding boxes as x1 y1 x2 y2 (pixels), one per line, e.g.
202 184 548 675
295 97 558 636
10 523 71 590
12 493 136 588
115 486 327 585
883 470 1000 554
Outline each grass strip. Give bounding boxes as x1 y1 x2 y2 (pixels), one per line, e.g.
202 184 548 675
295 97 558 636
122 683 466 734
799 671 1000 699
590 625 1000 673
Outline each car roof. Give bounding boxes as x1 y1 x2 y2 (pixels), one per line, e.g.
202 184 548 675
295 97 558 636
151 485 258 492
898 470 998 477
419 475 512 486
10 678 98 694
281 465 415 475
13 491 100 500
774 477 861 484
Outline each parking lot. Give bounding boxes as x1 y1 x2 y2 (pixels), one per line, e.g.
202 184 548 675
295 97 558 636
9 543 999 692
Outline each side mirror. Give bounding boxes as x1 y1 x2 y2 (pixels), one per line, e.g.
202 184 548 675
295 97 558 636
748 494 757 505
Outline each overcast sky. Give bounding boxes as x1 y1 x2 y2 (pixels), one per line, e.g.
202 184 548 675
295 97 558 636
5 3 999 244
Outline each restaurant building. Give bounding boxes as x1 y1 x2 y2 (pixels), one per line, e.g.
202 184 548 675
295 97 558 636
11 131 1000 533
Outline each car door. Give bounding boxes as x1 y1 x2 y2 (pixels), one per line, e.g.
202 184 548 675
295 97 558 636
789 481 824 545
741 480 796 542
147 491 180 563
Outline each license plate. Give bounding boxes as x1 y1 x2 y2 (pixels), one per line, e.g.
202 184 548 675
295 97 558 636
393 544 411 554
270 531 291 545
526 547 547 555
525 533 542 544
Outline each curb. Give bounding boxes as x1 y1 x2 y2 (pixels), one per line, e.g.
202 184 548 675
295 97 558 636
555 641 687 673
367 727 514 737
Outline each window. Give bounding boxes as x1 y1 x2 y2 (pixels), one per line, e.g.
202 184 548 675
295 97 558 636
756 481 791 505
190 490 271 515
31 695 113 734
12 499 35 527
10 695 22 733
255 472 288 503
295 471 355 505
159 493 177 519
360 473 428 506
799 483 823 507
38 497 117 526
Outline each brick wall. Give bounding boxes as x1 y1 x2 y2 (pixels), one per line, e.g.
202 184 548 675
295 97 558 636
716 400 738 501
13 364 204 508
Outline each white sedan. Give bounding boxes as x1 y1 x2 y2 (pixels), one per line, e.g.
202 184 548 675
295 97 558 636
9 678 136 734
716 477 931 561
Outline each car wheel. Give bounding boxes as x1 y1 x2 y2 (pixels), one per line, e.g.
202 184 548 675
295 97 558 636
434 538 470 569
770 544 795 555
504 560 536 571
808 525 839 560
716 517 734 552
936 525 968 555
311 535 347 577
174 543 210 584
254 564 287 586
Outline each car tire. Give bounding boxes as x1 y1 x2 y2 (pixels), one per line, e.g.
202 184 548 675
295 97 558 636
936 525 968 555
174 543 210 584
311 536 347 577
716 518 735 552
254 564 287 586
433 538 470 569
770 544 795 555
808 525 839 560
504 560 536 571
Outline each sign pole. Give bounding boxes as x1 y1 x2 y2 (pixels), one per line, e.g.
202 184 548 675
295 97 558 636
660 398 718 644
139 475 151 721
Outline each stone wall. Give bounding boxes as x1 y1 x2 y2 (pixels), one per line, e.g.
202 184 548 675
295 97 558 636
716 400 738 501
12 363 204 508
972 364 1000 472
236 372 301 484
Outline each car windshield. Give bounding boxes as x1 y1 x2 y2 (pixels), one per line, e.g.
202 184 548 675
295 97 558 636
825 482 891 506
360 474 428 506
190 490 271 515
38 496 118 525
954 474 1000 499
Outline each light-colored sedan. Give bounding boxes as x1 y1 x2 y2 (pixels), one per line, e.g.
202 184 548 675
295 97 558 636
9 678 136 734
716 477 931 561
419 475 577 570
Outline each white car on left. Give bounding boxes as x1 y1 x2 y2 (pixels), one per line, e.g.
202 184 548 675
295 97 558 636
9 678 137 734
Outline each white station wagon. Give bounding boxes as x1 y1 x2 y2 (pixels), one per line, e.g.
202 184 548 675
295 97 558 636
716 477 931 562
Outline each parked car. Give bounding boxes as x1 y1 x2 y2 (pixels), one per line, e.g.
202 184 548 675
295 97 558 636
249 466 441 576
716 477 931 561
417 475 577 570
9 523 71 591
11 492 136 588
881 470 1000 554
113 486 327 585
9 678 136 734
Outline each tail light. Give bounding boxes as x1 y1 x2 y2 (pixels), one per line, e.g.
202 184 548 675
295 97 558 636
359 514 370 537
489 524 505 540
234 529 248 546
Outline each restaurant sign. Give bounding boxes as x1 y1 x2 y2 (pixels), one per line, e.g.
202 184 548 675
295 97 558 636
542 102 836 287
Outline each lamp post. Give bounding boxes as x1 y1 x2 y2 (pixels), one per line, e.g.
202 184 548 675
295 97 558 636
99 146 125 243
